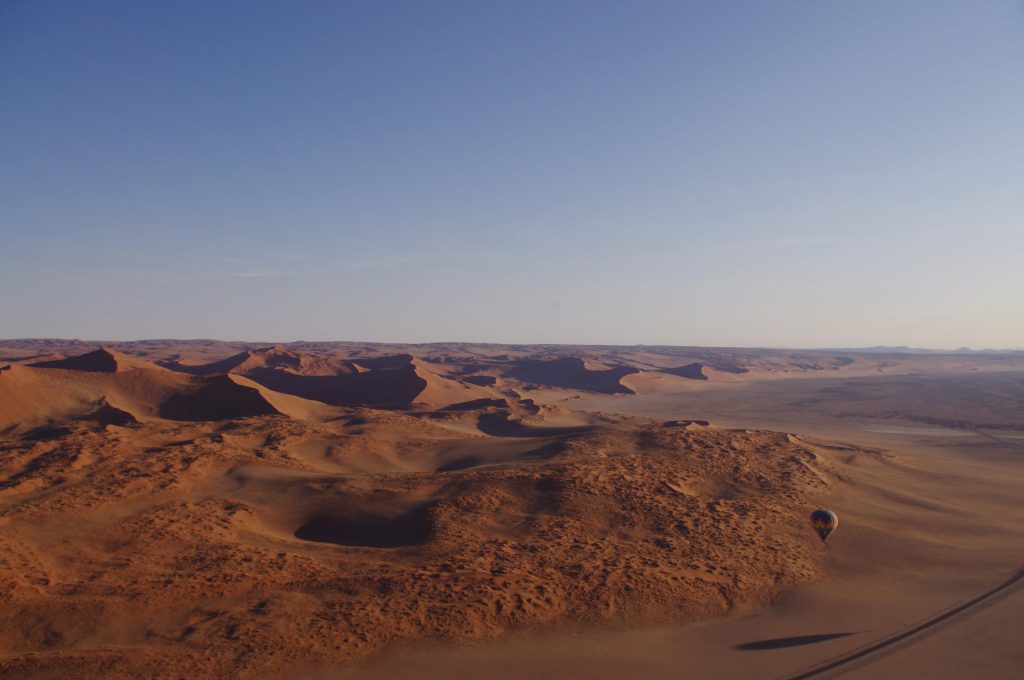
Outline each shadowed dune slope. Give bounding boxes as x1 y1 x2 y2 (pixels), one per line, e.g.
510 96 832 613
29 347 165 373
504 357 639 394
157 375 281 421
241 363 426 407
659 363 709 380
164 344 365 377
169 348 503 410
227 374 341 421
0 350 300 433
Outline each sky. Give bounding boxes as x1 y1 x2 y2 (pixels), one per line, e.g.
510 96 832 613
2 1 1023 348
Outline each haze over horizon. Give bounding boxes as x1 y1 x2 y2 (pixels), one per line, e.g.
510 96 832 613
4 337 1023 356
3 1 1022 347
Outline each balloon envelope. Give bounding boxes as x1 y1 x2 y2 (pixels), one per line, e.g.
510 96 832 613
810 509 839 541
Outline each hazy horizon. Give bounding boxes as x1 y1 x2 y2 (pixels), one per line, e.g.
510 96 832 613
2 335 1022 354
3 1 1022 347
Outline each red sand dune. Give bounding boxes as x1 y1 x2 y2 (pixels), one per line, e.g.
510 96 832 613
503 357 639 394
30 347 167 373
3 340 1024 679
165 347 504 410
0 349 316 434
0 414 828 679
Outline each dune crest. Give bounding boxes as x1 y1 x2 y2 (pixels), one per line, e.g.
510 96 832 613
164 348 504 410
29 347 164 373
504 356 639 394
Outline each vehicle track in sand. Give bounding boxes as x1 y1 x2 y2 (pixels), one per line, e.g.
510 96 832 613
781 565 1024 679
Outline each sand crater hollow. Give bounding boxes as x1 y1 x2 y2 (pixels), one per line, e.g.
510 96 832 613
294 505 433 548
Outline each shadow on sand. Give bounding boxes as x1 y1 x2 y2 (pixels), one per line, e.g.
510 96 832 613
734 632 857 651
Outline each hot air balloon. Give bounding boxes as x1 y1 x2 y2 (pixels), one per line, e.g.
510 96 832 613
810 509 838 542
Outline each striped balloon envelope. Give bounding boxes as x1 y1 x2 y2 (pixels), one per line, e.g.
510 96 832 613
810 509 839 541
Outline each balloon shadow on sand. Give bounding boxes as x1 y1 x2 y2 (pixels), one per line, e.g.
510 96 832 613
734 632 857 651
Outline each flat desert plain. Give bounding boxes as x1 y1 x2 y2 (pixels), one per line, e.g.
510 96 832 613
1 340 1022 679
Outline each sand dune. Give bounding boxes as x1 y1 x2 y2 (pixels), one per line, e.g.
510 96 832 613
165 345 364 378
0 353 188 433
7 340 1024 385
2 340 1024 679
504 357 639 394
157 374 282 421
0 349 320 433
409 358 508 409
227 374 341 421
29 347 160 373
0 414 829 679
162 347 504 410
658 362 709 380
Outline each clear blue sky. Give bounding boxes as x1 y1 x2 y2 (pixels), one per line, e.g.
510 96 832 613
2 1 1022 347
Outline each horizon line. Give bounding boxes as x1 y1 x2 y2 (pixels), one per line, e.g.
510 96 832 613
2 337 1022 354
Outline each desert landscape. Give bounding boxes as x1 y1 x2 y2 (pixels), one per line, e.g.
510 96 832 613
5 2 1020 678
1 339 1022 679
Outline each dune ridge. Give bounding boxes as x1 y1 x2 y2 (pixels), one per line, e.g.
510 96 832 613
0 349 322 434
162 346 505 410
503 356 640 394
29 347 166 373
